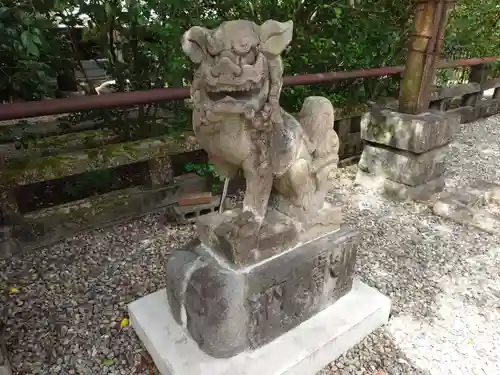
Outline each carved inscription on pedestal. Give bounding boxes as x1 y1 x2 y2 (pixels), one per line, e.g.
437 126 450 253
246 240 356 348
327 243 356 301
312 250 329 296
247 282 286 347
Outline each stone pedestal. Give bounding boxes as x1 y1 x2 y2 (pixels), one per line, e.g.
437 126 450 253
0 227 17 259
164 225 358 358
355 103 461 200
129 279 391 375
0 334 12 375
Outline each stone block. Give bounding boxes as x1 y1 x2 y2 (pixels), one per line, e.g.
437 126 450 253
164 225 358 358
432 180 500 234
358 144 448 186
128 279 391 375
361 104 461 153
0 335 12 375
433 194 500 234
465 180 500 204
355 169 444 201
196 209 299 266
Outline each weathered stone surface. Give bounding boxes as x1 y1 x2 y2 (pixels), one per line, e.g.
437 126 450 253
0 334 12 375
361 104 461 153
0 227 18 259
148 155 174 188
197 209 299 266
433 195 500 234
430 83 482 101
432 180 500 234
164 225 358 358
182 19 341 258
129 280 391 375
355 169 445 201
197 204 343 266
465 180 500 204
481 77 500 91
14 174 201 251
272 197 343 235
1 134 196 186
358 144 448 186
477 98 500 118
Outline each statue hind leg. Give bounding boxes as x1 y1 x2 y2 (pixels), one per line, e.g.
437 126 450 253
273 96 340 228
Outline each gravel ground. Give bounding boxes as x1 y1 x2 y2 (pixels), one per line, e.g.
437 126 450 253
1 114 500 375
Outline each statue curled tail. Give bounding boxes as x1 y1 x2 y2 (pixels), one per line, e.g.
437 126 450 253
297 96 340 199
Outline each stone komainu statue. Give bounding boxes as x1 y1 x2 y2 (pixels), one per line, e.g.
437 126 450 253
161 20 357 360
182 19 340 233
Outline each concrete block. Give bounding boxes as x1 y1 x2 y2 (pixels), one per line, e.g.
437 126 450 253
178 192 213 206
128 279 391 375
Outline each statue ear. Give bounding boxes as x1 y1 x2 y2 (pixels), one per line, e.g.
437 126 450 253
182 26 209 64
259 20 293 56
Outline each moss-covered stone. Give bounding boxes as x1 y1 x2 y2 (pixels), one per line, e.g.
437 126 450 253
2 129 121 161
334 104 368 121
19 174 202 250
0 189 19 214
1 133 199 186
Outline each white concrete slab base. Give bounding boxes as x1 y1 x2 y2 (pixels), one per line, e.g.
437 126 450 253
128 279 391 375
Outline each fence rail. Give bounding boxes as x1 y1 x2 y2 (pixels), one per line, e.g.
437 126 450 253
1 57 499 122
1 56 500 252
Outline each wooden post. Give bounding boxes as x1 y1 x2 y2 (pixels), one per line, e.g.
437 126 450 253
399 0 454 114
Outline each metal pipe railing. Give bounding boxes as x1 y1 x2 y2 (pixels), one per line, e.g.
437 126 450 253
0 56 499 122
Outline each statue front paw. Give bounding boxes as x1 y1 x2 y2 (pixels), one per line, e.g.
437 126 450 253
213 210 261 265
233 210 262 238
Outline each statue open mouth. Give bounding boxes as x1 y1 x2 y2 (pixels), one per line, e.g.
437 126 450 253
206 82 263 102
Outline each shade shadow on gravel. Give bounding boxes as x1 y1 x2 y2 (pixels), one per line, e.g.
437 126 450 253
325 328 432 375
1 115 500 375
0 215 196 375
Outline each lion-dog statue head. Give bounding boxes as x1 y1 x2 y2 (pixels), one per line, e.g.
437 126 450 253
182 20 292 124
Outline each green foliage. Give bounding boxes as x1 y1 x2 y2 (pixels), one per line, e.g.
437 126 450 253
185 162 223 192
0 3 54 101
2 0 500 113
445 0 500 75
445 0 500 59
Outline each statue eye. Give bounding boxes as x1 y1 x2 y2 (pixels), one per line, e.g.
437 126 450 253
243 47 257 65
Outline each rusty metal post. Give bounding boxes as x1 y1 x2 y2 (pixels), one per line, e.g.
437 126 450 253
399 0 455 114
